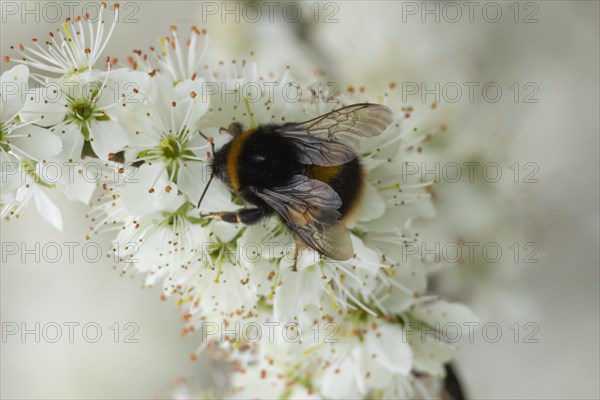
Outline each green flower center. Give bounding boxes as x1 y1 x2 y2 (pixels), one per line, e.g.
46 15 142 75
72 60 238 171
139 133 197 181
0 121 10 152
69 98 96 123
160 135 185 160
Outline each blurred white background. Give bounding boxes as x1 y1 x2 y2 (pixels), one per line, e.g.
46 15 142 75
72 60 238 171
1 1 598 399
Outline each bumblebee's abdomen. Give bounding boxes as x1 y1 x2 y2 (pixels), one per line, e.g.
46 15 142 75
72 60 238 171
307 158 364 219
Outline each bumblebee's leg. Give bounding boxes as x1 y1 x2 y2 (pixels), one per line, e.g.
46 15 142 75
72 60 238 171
219 122 243 137
203 208 266 225
292 245 300 272
291 238 306 272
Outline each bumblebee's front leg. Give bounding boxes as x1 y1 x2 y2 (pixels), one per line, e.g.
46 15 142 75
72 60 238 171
202 207 267 225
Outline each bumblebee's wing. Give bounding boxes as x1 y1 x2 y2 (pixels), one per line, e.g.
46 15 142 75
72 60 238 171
251 175 354 260
276 103 394 166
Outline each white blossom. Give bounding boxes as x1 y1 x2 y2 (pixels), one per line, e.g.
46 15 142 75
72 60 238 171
126 25 208 84
119 75 212 204
4 2 120 79
21 69 146 161
0 65 62 161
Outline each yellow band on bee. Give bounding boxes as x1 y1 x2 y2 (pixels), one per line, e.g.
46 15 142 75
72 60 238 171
226 128 256 190
306 164 342 183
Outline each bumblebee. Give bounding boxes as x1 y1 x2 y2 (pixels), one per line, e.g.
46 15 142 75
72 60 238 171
198 103 394 263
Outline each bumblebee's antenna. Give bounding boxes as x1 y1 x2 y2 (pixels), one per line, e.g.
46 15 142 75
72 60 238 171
197 171 214 209
197 131 216 209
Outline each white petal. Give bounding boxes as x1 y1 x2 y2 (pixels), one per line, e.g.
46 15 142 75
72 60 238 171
240 218 293 262
356 182 386 221
320 356 357 398
210 219 241 243
0 65 29 121
174 78 210 126
121 163 181 215
295 248 320 271
366 322 413 375
351 235 381 270
9 125 62 160
411 300 479 328
53 123 84 162
88 120 129 160
32 186 63 231
96 69 150 109
273 265 322 322
199 179 239 213
177 160 209 203
0 152 24 202
21 87 67 126
411 337 454 377
137 234 165 271
54 161 97 204
390 257 427 297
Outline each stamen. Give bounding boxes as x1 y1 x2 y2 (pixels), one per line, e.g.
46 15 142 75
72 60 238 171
243 97 256 128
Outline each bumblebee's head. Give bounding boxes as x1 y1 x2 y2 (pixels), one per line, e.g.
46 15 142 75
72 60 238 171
210 142 229 184
197 132 229 209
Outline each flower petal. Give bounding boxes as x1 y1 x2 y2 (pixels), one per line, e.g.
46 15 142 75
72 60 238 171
365 322 413 376
21 87 67 126
88 120 129 160
121 163 181 215
198 179 239 213
177 160 209 203
411 300 479 328
410 337 454 377
320 356 358 398
54 161 97 204
53 123 84 162
356 182 386 221
32 186 63 231
0 152 24 202
9 125 62 160
0 65 29 121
